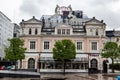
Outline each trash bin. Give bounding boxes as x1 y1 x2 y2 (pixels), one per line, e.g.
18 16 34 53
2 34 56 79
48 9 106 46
117 76 120 80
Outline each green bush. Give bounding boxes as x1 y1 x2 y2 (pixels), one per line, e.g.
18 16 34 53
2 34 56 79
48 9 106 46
109 63 120 70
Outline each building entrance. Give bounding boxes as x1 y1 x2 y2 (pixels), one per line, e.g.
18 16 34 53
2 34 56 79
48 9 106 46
103 60 108 73
89 59 98 73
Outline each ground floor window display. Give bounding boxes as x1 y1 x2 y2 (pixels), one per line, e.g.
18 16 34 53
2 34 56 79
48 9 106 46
22 53 102 72
38 60 88 69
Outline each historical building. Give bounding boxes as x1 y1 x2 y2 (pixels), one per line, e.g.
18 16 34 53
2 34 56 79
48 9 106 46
0 11 14 59
106 30 120 45
13 23 20 38
106 30 120 63
20 5 106 72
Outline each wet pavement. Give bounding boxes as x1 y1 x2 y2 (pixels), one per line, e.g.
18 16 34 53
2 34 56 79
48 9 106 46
0 73 117 80
41 73 117 80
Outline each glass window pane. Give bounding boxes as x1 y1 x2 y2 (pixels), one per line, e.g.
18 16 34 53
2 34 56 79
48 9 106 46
77 42 82 50
62 29 65 35
44 41 50 49
30 41 36 49
28 58 35 69
29 28 32 35
67 29 70 34
91 42 97 50
35 28 38 35
57 29 61 34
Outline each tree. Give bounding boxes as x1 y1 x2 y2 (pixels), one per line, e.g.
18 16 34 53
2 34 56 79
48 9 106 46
53 39 76 75
4 38 26 69
101 42 120 73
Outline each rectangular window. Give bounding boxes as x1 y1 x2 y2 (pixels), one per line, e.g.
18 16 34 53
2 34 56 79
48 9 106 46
66 29 70 34
44 41 49 49
57 29 61 34
30 41 36 49
62 29 65 35
77 42 82 50
91 42 97 50
13 33 17 37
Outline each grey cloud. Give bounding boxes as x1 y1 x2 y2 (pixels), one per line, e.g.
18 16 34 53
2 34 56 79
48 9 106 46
19 0 120 30
86 1 120 29
87 0 119 7
20 0 40 16
20 0 61 18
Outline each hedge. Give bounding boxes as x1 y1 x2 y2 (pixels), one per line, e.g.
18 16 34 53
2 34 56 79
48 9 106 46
109 63 120 70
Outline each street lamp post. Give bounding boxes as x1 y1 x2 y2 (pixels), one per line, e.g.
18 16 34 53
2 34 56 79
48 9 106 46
38 53 41 80
99 49 103 73
88 53 90 74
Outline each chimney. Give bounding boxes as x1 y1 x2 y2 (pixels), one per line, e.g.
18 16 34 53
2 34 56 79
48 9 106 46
22 19 24 22
93 17 95 19
113 29 115 32
101 20 103 23
33 16 35 19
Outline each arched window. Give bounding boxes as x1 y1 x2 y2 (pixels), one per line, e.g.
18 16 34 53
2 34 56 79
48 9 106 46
35 28 38 35
29 28 32 35
28 58 35 69
96 29 98 35
74 21 76 25
90 59 98 69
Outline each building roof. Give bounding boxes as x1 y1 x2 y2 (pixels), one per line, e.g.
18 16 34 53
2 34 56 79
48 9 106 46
40 9 92 33
106 30 120 37
20 16 42 25
0 11 11 22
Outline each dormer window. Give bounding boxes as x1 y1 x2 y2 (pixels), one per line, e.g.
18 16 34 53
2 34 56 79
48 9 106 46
66 29 70 34
62 29 65 35
57 28 71 35
29 28 32 35
57 29 61 34
35 28 38 35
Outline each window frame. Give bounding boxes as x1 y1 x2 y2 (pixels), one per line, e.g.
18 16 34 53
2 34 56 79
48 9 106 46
29 40 36 51
44 41 50 50
76 41 82 50
35 28 38 35
62 29 65 35
28 58 35 69
91 42 97 51
57 29 61 34
29 28 32 35
66 29 70 35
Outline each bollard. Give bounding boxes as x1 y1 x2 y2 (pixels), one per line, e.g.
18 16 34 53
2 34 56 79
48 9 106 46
117 76 120 80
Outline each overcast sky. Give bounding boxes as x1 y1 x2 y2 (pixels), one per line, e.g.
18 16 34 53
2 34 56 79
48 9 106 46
0 0 120 30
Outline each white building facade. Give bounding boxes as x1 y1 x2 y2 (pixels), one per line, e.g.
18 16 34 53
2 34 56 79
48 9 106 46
0 11 14 59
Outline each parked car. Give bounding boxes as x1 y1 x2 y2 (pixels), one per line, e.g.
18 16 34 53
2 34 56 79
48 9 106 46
5 65 15 70
0 66 5 70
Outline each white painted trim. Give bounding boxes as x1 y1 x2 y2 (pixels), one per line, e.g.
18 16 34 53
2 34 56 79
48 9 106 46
28 39 37 52
40 69 88 72
75 40 84 52
90 40 99 53
42 40 51 52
